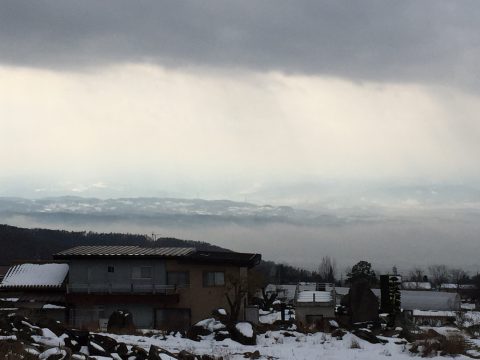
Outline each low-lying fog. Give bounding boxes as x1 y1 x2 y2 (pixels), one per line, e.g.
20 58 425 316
2 195 479 275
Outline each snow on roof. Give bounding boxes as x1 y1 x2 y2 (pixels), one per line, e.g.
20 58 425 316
440 283 476 290
297 291 332 303
412 310 456 318
402 282 432 290
0 263 68 288
335 287 350 296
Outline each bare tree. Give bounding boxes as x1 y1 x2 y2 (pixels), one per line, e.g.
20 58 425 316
428 265 449 288
408 267 425 282
225 274 248 322
449 268 467 287
318 256 336 282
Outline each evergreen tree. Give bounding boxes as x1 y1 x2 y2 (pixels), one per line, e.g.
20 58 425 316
346 261 377 285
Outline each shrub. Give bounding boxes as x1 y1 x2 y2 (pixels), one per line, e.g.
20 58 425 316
410 331 467 357
0 340 37 360
441 334 467 356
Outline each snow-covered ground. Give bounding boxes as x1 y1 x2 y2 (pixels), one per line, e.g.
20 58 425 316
106 329 471 360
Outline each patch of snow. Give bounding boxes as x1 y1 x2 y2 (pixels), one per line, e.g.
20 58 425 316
90 341 106 352
39 347 67 360
21 320 40 329
218 308 227 315
195 318 225 332
235 322 253 338
43 304 66 309
31 328 65 347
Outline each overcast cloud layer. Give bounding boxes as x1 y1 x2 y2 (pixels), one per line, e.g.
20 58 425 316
1 1 480 90
2 1 480 267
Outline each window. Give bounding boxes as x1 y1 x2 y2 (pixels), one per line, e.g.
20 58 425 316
203 271 225 287
167 271 190 287
107 265 115 273
132 266 153 279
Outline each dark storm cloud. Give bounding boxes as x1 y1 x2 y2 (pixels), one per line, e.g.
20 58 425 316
1 1 480 87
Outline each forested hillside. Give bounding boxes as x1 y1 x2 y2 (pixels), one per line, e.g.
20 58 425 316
0 224 321 285
0 224 226 264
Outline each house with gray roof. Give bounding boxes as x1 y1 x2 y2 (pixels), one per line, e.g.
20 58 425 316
54 245 261 330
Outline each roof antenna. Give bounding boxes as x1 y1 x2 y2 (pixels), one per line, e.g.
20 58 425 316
151 233 162 242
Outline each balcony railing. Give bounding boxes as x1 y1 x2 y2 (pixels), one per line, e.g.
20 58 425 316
66 283 189 294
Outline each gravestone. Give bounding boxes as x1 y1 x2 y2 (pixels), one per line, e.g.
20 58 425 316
341 279 379 324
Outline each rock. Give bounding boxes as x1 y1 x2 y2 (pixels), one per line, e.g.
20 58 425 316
187 321 215 341
331 328 346 340
147 345 162 360
212 308 229 323
131 345 149 360
116 342 129 359
65 329 90 347
178 350 196 360
71 354 88 360
64 336 81 352
243 350 261 359
353 329 387 344
107 309 135 333
38 347 69 360
88 340 110 357
201 355 215 360
148 345 178 360
231 322 256 346
90 333 118 353
214 330 231 341
36 317 66 337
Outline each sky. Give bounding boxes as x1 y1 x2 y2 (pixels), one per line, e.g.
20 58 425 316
2 1 480 270
1 1 480 202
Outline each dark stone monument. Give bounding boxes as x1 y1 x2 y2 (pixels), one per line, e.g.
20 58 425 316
341 279 379 325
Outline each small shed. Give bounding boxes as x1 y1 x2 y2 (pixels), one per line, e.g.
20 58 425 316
295 284 336 326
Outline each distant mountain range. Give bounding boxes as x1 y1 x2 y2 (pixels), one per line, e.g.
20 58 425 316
0 196 338 228
1 192 479 231
0 196 297 217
